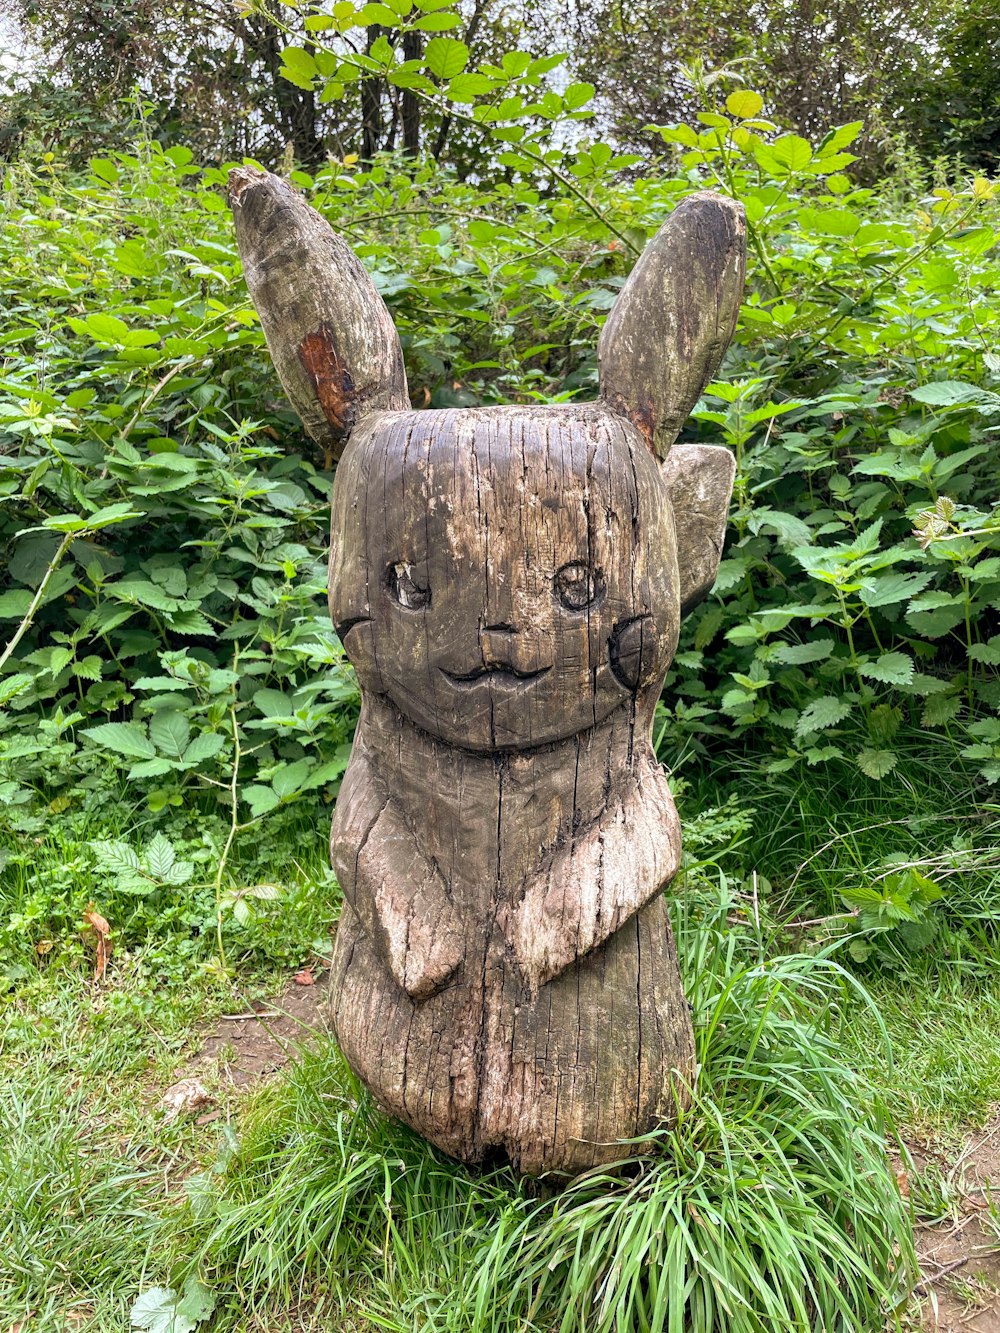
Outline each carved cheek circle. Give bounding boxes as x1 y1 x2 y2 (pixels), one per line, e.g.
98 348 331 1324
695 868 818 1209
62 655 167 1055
386 562 431 611
608 615 658 692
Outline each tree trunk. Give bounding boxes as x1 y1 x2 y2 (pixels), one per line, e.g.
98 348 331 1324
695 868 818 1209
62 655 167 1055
361 26 384 161
401 29 421 157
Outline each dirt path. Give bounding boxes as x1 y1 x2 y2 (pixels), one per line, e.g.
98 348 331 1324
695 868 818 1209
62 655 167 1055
157 968 332 1129
913 1122 1000 1331
185 969 332 1089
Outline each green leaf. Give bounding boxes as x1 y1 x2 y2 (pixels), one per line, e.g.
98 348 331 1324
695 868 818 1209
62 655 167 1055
129 759 175 780
82 722 156 761
860 570 935 607
921 693 961 727
798 206 859 237
91 839 143 876
302 746 353 788
795 695 852 737
857 747 898 780
244 784 280 817
725 89 763 119
131 1278 216 1333
771 638 834 665
183 733 226 765
83 313 129 344
747 510 812 548
770 133 812 171
86 502 142 529
272 759 311 799
563 82 595 110
818 120 863 153
167 610 217 636
501 50 532 75
424 36 468 78
0 589 33 619
858 652 914 686
145 833 176 881
0 673 31 707
447 72 495 102
149 709 191 759
253 689 295 718
281 46 319 81
414 11 461 28
969 636 1000 666
910 381 993 407
110 580 178 612
244 882 283 901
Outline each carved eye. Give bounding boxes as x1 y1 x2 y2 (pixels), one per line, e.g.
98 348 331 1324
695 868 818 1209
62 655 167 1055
554 562 599 611
388 562 431 610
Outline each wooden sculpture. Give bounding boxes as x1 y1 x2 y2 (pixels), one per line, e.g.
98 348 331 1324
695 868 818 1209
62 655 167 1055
230 168 745 1176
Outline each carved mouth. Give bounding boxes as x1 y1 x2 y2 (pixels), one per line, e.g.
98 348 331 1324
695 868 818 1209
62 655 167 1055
441 665 551 687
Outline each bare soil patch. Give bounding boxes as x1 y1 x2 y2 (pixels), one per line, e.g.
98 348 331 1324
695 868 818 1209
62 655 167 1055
174 968 331 1106
913 1120 1000 1331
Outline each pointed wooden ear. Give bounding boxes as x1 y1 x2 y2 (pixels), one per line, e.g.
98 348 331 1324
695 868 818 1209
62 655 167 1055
229 167 408 465
663 444 736 613
599 192 745 460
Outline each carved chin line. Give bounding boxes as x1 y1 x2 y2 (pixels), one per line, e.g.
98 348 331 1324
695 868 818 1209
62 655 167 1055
440 665 551 687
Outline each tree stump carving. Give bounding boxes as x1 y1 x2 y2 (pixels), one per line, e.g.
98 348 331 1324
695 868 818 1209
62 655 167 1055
230 168 746 1177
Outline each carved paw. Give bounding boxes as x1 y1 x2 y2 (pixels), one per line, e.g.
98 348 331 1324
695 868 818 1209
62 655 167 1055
399 923 463 1001
375 888 463 1001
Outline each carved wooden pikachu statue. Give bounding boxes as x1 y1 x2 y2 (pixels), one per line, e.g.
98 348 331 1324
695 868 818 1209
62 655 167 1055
230 168 745 1176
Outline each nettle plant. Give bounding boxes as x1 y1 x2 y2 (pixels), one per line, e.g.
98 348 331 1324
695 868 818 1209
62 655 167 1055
647 71 1000 781
1 37 999 839
0 148 359 840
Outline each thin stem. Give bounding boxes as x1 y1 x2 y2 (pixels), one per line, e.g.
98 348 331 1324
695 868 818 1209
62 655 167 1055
212 702 243 971
0 530 79 674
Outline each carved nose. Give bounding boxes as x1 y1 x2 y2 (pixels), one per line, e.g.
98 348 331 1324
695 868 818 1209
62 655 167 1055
481 622 518 666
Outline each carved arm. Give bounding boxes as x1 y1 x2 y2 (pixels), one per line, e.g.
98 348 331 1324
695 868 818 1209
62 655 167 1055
502 761 681 994
331 750 463 1000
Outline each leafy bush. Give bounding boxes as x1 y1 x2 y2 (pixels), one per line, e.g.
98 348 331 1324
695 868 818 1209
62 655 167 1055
1 68 998 912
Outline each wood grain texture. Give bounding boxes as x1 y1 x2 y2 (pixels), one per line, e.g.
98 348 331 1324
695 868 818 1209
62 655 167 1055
598 191 746 460
228 167 408 464
229 174 746 1177
663 443 738 612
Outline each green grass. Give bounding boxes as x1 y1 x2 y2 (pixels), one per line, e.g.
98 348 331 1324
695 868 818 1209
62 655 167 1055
0 793 336 1331
1 1072 164 1329
840 967 1000 1138
151 884 915 1333
683 727 1000 1132
5 738 1000 1331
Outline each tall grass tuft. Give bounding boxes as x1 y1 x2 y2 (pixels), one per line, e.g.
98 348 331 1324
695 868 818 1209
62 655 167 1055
182 885 916 1332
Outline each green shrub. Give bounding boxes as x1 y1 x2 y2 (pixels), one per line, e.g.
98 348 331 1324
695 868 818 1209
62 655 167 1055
1 76 998 925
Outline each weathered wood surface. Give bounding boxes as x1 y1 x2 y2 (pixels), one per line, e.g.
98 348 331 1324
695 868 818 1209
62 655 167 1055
230 167 408 467
229 167 745 1176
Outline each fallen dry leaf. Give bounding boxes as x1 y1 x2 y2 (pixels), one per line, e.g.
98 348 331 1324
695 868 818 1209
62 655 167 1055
896 1168 910 1198
160 1078 213 1123
293 968 315 986
81 904 111 983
